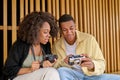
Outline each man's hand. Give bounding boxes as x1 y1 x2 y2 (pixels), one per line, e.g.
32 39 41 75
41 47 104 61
80 54 95 71
64 54 73 64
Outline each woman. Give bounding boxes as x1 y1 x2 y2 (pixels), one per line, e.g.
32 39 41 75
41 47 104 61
3 11 60 80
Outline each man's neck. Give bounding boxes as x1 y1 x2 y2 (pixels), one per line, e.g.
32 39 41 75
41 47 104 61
65 37 76 45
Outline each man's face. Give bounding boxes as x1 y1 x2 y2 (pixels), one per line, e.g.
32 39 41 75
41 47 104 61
60 20 76 45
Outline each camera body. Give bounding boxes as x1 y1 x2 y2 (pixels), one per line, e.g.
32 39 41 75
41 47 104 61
68 55 85 65
44 54 58 63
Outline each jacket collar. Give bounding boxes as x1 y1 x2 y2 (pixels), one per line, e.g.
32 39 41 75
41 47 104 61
60 30 85 50
76 30 86 45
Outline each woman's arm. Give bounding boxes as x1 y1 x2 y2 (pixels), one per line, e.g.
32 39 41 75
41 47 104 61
17 68 32 75
3 40 30 79
17 60 40 75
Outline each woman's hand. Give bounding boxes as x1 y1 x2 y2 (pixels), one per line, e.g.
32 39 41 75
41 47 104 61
31 61 40 71
42 60 56 68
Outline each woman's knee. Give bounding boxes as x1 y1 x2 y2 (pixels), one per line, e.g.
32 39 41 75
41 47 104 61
46 67 59 75
47 67 58 72
45 67 60 80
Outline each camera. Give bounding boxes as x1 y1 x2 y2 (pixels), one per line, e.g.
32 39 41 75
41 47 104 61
68 55 85 65
43 54 58 63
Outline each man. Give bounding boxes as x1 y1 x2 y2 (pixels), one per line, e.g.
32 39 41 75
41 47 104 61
52 14 120 80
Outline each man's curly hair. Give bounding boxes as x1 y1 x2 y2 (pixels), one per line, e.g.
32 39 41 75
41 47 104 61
18 11 58 44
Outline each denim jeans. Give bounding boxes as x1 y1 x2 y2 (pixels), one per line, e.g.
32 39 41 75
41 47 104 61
58 67 120 80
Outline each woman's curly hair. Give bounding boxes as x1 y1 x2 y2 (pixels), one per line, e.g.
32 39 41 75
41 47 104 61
18 11 58 44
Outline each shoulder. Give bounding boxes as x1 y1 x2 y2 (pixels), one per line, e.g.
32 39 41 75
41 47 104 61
76 30 95 41
53 37 64 46
10 40 30 55
12 40 29 48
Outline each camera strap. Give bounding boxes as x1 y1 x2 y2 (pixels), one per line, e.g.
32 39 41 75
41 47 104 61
31 45 46 61
31 45 36 61
31 45 46 68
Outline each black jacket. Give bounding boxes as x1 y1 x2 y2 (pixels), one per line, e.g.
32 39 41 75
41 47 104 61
3 39 51 79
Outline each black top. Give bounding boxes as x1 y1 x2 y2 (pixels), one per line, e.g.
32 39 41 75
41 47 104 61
3 39 51 79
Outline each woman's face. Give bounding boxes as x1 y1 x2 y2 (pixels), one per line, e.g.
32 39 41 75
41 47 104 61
39 22 51 44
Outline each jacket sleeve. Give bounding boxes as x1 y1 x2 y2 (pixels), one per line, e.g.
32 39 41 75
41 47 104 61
52 42 72 68
3 41 28 79
82 36 106 76
52 43 62 68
